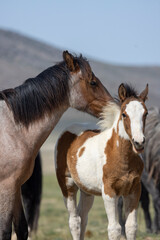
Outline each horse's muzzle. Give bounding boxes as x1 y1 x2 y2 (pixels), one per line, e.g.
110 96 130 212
132 137 145 153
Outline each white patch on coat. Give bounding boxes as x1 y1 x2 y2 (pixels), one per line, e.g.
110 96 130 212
102 186 121 239
125 101 145 143
63 196 81 238
76 129 113 194
54 122 98 170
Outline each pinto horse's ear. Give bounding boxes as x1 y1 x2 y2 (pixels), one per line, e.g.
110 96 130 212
63 51 79 72
139 84 149 102
118 83 127 102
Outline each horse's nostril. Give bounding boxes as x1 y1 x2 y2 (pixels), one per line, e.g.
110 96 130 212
134 141 139 146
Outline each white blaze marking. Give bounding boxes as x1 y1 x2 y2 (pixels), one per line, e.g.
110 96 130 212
118 119 130 140
125 101 144 143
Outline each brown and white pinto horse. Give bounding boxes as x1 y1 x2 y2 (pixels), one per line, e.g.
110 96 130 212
55 83 148 240
0 51 112 240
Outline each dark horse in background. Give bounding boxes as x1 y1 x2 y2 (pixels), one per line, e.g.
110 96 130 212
0 50 114 240
21 153 42 234
118 106 160 235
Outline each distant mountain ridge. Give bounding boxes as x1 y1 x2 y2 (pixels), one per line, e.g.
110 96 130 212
0 28 160 107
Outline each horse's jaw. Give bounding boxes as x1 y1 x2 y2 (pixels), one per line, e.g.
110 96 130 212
132 143 144 154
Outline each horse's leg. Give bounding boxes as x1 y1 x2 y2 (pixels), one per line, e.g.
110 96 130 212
157 190 160 232
118 197 125 236
0 182 16 240
13 189 28 240
77 190 94 239
140 182 152 232
124 203 137 240
60 176 80 240
64 191 80 239
0 210 12 240
141 168 160 232
152 194 160 233
123 184 141 240
0 209 12 240
102 192 121 240
21 152 42 235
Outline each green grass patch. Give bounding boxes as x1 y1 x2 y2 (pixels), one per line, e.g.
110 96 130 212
33 174 160 240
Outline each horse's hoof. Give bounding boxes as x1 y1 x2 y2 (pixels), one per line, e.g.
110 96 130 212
11 233 17 240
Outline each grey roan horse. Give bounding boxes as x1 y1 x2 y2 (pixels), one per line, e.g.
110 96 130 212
0 51 113 240
141 107 160 233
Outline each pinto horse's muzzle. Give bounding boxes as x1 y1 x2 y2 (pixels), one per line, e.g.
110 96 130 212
132 137 145 153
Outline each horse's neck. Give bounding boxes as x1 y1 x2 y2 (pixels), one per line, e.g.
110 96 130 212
104 119 134 162
116 120 137 164
20 104 68 155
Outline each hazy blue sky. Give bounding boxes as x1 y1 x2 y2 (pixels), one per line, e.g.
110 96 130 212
0 0 160 65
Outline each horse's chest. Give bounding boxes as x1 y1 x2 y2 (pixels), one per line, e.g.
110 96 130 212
103 164 141 197
112 172 140 196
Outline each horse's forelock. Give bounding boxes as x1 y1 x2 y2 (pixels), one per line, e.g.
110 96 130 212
76 55 91 75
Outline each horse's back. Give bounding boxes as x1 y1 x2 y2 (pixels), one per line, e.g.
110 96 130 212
54 122 98 167
63 122 98 135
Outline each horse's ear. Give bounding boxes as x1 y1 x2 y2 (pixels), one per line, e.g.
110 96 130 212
63 51 79 72
118 83 127 102
139 84 149 102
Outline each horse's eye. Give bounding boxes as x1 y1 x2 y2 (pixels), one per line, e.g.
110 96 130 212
90 81 97 86
122 113 126 118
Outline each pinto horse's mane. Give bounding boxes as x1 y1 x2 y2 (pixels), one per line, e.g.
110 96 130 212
98 102 120 130
122 83 138 98
0 55 88 127
98 84 138 130
114 83 138 102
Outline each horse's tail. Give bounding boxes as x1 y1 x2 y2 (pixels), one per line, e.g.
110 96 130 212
21 152 42 233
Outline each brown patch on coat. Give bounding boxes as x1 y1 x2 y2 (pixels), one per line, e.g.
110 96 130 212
103 128 144 208
67 129 101 196
141 101 148 132
126 183 141 212
79 147 85 157
56 131 77 197
120 101 132 139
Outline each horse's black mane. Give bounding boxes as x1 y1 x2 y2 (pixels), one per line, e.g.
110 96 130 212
0 55 88 127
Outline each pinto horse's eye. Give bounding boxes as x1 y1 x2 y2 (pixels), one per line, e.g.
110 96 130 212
90 80 97 86
122 113 126 118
